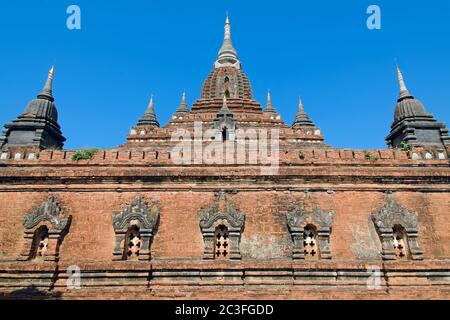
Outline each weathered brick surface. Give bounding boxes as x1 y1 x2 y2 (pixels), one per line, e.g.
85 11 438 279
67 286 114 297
0 149 448 299
0 190 448 263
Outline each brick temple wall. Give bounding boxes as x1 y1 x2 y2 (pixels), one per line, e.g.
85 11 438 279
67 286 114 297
0 147 449 299
0 190 449 263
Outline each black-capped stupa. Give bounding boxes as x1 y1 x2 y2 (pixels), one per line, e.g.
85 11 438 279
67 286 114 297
386 66 450 149
0 66 65 150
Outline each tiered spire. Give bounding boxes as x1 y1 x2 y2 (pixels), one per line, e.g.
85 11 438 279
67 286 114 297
396 64 413 101
264 90 277 113
215 13 240 69
0 66 66 150
292 98 315 127
37 66 55 102
175 91 189 113
137 95 160 127
386 64 449 148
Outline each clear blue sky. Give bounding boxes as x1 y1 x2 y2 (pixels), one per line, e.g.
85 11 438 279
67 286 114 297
0 0 449 150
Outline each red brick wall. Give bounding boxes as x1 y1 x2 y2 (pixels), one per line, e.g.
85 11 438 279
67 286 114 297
0 149 448 299
0 189 448 263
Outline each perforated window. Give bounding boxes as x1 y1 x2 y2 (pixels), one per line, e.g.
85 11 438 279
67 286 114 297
32 226 49 261
214 224 230 259
393 225 408 259
124 226 142 261
303 225 319 259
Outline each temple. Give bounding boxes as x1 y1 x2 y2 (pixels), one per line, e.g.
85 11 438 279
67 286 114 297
0 15 449 300
126 14 324 150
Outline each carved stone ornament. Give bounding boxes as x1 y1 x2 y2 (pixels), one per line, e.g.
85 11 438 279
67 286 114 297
112 196 160 231
285 205 334 260
112 196 160 261
23 196 69 231
18 196 71 262
371 193 423 260
199 191 245 260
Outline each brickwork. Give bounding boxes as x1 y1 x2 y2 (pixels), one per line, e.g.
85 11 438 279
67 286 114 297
0 152 448 299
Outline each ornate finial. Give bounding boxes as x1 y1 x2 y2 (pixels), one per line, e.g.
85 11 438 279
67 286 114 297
176 91 189 113
218 94 232 116
222 94 228 110
144 94 156 116
215 13 240 69
292 97 315 127
264 90 276 113
137 95 159 127
396 64 408 92
298 97 304 111
147 95 154 112
223 12 231 41
37 66 55 102
396 64 413 101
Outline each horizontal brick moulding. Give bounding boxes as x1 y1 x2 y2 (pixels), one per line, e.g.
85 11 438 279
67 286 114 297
0 148 449 165
0 261 449 299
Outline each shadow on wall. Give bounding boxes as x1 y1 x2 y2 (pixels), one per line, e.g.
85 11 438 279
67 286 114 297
0 285 62 300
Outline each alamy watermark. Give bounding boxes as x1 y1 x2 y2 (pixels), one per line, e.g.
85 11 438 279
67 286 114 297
67 265 81 290
67 5 81 30
367 265 382 290
367 5 381 30
64 5 382 32
170 122 280 175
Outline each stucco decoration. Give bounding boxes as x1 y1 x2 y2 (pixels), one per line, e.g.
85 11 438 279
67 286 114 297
112 196 160 261
285 205 334 260
19 196 71 262
199 191 245 260
371 193 423 260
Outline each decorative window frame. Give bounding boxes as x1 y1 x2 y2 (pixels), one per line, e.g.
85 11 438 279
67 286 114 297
18 196 71 262
285 205 334 260
199 191 245 260
371 193 423 260
112 196 160 261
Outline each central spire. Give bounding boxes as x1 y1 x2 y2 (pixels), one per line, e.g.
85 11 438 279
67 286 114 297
215 13 240 69
200 13 253 100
